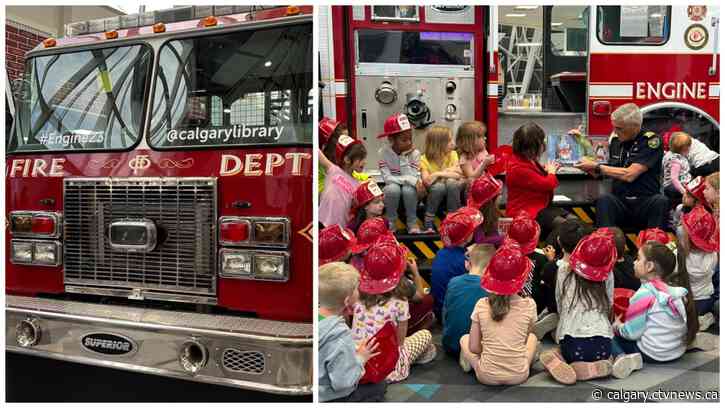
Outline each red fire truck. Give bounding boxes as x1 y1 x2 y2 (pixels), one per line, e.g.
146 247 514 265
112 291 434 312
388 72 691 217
319 5 719 255
6 5 313 395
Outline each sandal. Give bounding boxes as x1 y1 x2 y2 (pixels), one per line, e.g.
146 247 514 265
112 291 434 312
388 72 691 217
540 349 576 384
571 359 612 380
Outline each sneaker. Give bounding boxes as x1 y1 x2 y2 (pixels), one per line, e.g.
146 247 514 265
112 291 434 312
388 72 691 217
612 353 643 379
534 313 559 340
540 349 576 385
459 351 472 372
423 216 436 233
699 313 715 332
537 308 550 321
572 359 613 381
415 343 437 365
688 332 718 352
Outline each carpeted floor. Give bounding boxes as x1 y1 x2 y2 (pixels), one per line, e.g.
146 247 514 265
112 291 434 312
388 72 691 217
386 328 720 402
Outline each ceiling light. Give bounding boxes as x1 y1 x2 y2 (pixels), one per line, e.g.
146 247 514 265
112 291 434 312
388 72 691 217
505 13 526 18
650 13 662 18
551 22 563 27
514 6 538 10
264 61 272 67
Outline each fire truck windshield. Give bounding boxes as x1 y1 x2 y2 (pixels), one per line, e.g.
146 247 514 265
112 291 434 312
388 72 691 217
148 23 313 149
8 44 153 153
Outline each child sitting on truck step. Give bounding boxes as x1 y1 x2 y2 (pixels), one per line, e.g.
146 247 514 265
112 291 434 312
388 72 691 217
319 117 369 196
319 262 385 402
377 113 425 234
420 126 464 232
456 121 495 185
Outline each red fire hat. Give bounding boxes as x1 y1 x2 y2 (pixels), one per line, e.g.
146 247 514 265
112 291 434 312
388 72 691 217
351 180 384 214
481 243 533 295
685 176 708 204
440 207 484 247
466 173 503 209
569 229 617 282
506 213 541 255
377 113 412 139
636 228 671 248
351 217 392 254
335 134 363 164
319 225 357 265
682 205 719 252
359 237 407 294
319 117 340 147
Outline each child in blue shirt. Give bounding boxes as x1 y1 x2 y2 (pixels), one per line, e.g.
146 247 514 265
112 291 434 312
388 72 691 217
442 243 494 355
431 207 484 320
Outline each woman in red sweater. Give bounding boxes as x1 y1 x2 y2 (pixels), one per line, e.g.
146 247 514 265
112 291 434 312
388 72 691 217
506 123 575 241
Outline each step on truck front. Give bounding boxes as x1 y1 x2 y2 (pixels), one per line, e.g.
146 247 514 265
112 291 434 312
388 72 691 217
6 295 312 395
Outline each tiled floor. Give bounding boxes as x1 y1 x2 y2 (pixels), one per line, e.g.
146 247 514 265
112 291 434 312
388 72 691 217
386 329 720 402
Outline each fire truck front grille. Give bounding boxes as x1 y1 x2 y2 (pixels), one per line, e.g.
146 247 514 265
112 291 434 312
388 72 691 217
63 178 217 297
222 349 266 374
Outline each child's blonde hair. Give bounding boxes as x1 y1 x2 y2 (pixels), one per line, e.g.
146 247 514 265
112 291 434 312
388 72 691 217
669 132 692 154
706 171 719 192
468 243 495 273
456 121 487 158
424 126 453 167
319 262 359 310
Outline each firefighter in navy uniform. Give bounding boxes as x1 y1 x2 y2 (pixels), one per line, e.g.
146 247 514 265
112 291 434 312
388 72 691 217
576 103 669 229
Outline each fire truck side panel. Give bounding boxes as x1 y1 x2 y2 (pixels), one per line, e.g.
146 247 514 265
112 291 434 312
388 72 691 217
6 148 312 322
587 5 720 136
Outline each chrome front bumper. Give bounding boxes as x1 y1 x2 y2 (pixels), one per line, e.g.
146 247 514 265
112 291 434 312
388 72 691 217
6 295 312 395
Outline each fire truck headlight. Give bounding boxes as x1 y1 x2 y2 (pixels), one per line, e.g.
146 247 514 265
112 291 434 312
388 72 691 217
253 220 289 246
11 241 33 264
220 250 252 277
34 242 61 265
16 318 41 347
254 253 288 281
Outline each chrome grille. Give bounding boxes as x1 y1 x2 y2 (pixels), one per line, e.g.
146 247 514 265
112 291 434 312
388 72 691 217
222 349 266 374
63 178 217 296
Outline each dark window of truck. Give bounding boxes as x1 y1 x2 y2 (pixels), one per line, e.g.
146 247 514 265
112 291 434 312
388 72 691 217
597 6 671 46
357 30 474 66
148 23 313 149
8 44 152 153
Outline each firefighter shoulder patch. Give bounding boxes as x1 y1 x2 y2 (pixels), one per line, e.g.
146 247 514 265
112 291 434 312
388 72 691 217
647 136 661 149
